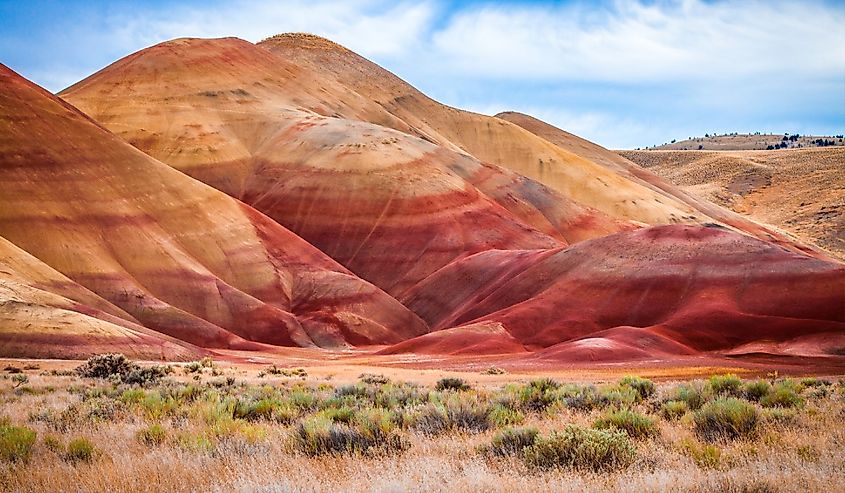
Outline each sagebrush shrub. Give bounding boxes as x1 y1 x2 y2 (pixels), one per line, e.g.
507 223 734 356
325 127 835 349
137 424 167 446
743 380 771 402
523 425 635 471
619 376 656 400
435 377 471 392
76 354 166 386
760 381 804 408
359 373 390 385
661 400 689 420
76 354 134 379
293 412 406 456
694 398 759 440
666 381 710 410
709 374 742 396
488 404 525 427
593 408 657 439
488 427 538 456
680 438 721 469
65 437 95 463
412 397 491 435
0 424 36 463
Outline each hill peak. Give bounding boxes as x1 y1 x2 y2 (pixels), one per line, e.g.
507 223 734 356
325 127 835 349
260 32 348 52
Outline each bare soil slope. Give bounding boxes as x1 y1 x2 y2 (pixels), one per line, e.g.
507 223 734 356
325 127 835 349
621 148 845 259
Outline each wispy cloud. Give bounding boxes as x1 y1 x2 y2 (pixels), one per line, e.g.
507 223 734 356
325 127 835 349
430 0 845 82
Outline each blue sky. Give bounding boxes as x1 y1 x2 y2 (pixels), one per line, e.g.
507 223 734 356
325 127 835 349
1 0 843 148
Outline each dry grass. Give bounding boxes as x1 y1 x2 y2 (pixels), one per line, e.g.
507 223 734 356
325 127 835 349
0 359 844 492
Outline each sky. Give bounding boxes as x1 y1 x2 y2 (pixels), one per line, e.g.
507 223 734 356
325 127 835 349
0 0 843 149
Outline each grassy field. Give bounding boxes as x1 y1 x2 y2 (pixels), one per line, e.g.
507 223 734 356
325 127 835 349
0 355 843 492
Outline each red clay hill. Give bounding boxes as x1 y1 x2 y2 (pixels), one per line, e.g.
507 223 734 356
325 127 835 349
0 63 427 359
0 34 841 367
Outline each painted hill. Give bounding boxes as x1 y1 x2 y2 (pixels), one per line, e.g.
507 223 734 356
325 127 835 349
59 37 636 298
621 148 845 260
0 63 427 358
394 224 845 359
1 34 838 365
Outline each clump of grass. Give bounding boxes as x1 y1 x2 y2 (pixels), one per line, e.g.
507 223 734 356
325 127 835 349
487 427 539 456
760 381 804 408
694 397 759 440
661 400 689 420
137 424 167 446
482 367 507 375
0 424 36 463
796 444 820 462
523 425 635 471
435 377 471 392
709 374 743 396
65 437 95 463
619 376 656 400
743 380 772 402
593 408 658 439
680 438 722 469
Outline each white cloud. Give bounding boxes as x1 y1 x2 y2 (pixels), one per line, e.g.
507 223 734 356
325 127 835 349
99 0 435 59
430 0 845 83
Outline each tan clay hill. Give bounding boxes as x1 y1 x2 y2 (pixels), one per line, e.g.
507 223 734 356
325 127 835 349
620 148 845 260
0 63 429 359
2 34 843 365
59 36 641 298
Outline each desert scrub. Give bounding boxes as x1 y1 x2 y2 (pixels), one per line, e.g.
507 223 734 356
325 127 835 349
0 424 36 463
293 411 407 456
435 377 471 392
709 374 743 396
760 381 804 408
619 376 656 400
358 373 390 385
665 381 710 410
523 425 635 471
137 423 167 446
661 400 689 420
694 397 759 440
679 438 722 469
488 403 525 427
234 397 295 423
412 396 492 435
742 380 772 402
593 408 657 439
517 378 561 411
762 407 798 425
65 437 96 463
487 426 539 456
76 353 168 386
596 384 640 408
